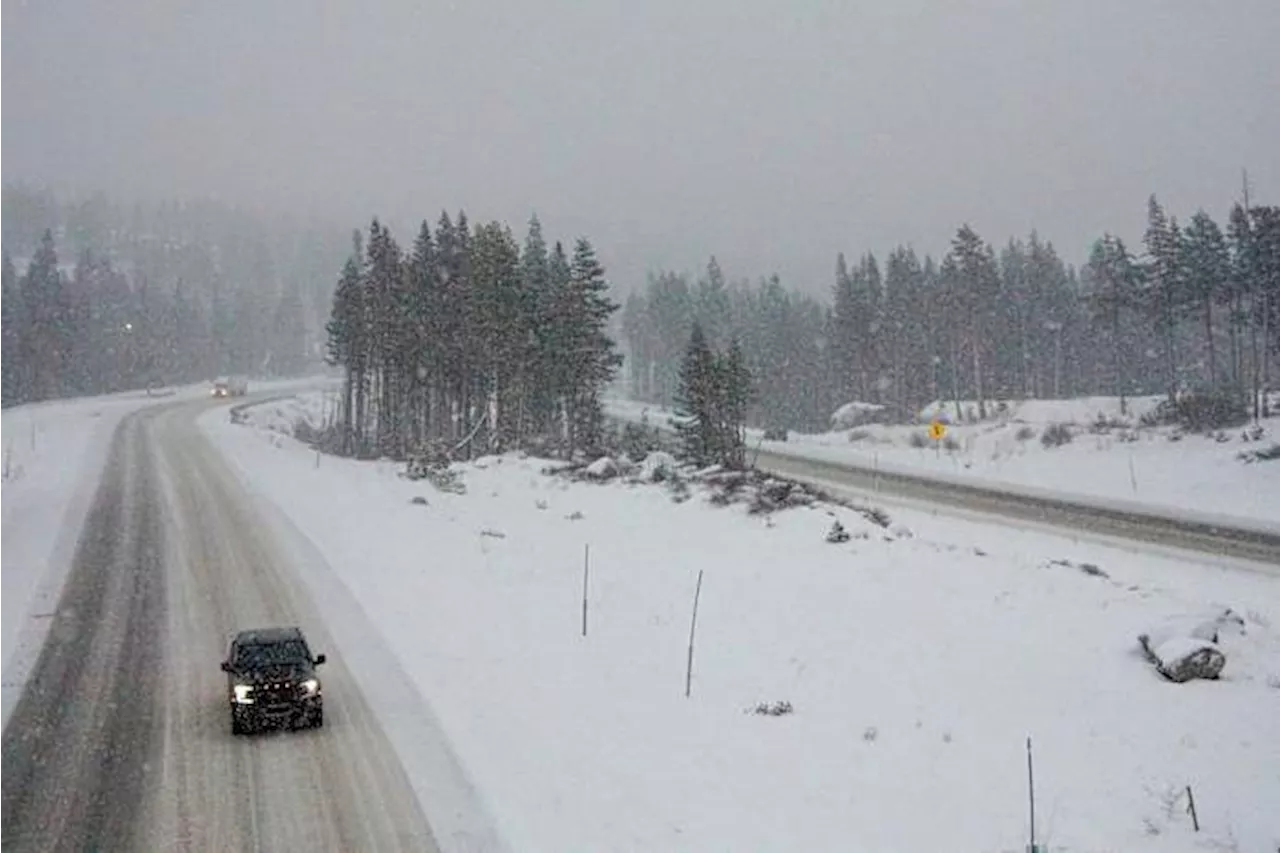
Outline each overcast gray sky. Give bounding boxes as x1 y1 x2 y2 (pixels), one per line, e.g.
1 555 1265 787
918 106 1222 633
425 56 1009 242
4 0 1278 292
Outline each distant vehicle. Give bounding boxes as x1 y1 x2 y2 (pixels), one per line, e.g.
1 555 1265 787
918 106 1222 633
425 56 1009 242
211 376 249 398
221 626 326 734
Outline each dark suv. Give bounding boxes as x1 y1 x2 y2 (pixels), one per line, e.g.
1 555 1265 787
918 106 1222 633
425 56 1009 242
221 626 326 734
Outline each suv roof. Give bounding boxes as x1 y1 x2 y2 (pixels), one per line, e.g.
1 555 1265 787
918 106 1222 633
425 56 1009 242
234 626 306 646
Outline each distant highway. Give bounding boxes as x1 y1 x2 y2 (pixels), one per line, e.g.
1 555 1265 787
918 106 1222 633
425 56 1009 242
609 411 1280 567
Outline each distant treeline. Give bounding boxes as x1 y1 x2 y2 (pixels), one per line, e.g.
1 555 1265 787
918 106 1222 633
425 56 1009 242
622 195 1280 431
323 214 621 460
1 185 347 406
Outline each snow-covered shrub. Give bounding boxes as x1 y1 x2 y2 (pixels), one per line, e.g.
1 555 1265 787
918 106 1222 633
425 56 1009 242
1014 425 1036 442
1242 423 1265 442
1040 422 1073 448
908 431 929 449
1238 442 1280 463
942 435 960 452
847 429 872 443
1089 413 1129 434
638 451 678 482
1046 558 1108 578
1144 388 1249 433
763 426 789 441
618 421 664 460
826 521 850 543
750 700 793 717
403 451 467 494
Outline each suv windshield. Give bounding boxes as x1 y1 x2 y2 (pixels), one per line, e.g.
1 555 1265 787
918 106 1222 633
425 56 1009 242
235 640 309 668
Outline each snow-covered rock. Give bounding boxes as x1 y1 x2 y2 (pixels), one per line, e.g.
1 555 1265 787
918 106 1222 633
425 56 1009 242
637 451 677 482
1138 609 1242 682
1141 635 1227 683
584 456 620 480
831 401 887 430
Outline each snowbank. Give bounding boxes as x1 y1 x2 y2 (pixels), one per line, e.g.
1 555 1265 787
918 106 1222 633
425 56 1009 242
204 394 1280 853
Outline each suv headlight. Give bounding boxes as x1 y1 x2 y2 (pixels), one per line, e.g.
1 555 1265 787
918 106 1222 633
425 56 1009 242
300 678 320 696
233 684 255 703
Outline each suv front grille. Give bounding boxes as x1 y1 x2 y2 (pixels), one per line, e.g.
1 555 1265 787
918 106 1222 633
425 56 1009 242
258 682 297 708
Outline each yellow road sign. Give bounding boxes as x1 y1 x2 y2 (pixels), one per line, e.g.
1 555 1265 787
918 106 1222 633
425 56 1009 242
928 420 947 441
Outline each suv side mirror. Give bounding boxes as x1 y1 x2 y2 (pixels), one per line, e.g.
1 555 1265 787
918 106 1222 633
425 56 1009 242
220 661 232 673
314 654 326 666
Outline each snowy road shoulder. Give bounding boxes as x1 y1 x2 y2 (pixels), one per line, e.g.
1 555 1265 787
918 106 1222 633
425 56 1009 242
203 394 1280 853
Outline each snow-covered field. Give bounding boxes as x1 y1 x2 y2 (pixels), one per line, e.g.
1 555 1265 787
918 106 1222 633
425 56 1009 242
206 392 1280 853
606 396 1280 531
0 375 338 726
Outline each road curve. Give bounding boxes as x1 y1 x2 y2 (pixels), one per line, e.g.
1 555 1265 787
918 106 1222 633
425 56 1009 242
753 448 1280 566
2 401 439 852
609 413 1280 565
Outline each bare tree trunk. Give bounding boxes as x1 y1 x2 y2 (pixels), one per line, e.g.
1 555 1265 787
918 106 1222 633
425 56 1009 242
972 336 987 420
1251 293 1262 421
1263 293 1272 416
950 340 962 422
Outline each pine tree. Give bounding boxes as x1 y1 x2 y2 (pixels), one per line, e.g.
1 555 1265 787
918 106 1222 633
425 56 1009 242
519 215 557 435
1084 235 1142 413
1143 195 1187 403
326 252 367 454
557 238 621 456
1181 210 1229 386
405 220 439 444
20 230 70 400
673 322 718 464
1226 203 1253 391
2 251 23 404
945 225 1000 418
695 256 731 350
1247 205 1280 413
718 338 753 467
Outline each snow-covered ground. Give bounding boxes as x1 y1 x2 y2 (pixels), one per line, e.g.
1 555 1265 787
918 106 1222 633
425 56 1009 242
205 392 1280 853
0 375 338 726
606 396 1280 531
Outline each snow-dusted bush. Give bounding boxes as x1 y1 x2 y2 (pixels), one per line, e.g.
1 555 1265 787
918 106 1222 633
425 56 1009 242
403 451 467 494
1143 388 1248 433
826 521 850 543
749 700 793 717
908 431 929 449
1040 422 1073 448
1238 442 1280 464
618 421 664 460
1014 425 1036 442
638 451 678 482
